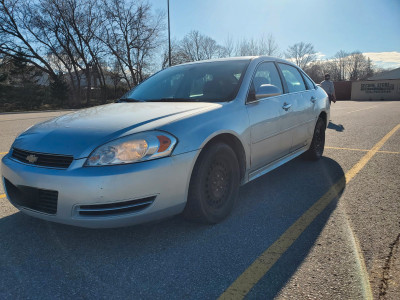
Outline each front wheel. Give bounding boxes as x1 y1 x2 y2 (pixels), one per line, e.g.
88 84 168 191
183 143 240 223
304 117 325 160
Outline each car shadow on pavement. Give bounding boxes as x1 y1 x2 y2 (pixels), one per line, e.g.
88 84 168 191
237 156 345 298
328 121 345 132
0 156 345 299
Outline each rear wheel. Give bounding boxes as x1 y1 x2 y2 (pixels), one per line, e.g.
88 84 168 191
305 117 325 160
183 143 240 223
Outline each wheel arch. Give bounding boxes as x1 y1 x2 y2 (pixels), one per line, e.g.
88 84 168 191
198 132 247 183
318 111 328 128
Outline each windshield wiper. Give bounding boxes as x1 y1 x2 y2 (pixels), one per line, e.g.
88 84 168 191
117 98 144 103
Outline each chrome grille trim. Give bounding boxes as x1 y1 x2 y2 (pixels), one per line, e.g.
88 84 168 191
11 148 73 169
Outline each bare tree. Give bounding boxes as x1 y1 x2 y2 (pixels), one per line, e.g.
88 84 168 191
109 59 123 97
161 39 189 68
259 34 280 57
202 36 221 60
325 51 373 81
235 38 259 56
0 0 57 79
304 61 325 83
180 30 201 61
347 51 368 81
179 30 223 62
234 34 280 57
221 35 235 57
331 50 350 81
306 51 375 82
285 42 317 69
34 0 108 104
364 57 374 79
100 0 164 88
25 1 83 102
0 0 110 105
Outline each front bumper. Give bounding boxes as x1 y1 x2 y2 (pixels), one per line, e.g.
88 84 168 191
1 151 198 228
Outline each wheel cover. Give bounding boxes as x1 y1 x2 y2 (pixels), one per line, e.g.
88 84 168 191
205 160 231 209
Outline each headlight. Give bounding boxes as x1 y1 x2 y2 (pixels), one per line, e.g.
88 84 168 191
85 131 177 166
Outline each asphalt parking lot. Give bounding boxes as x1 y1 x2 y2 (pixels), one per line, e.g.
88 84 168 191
1 101 399 299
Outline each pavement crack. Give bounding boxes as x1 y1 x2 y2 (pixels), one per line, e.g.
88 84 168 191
379 230 400 299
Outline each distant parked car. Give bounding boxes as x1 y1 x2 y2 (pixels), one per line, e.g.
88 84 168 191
1 56 330 228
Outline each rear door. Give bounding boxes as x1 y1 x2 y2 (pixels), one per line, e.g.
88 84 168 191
277 63 312 151
301 71 319 144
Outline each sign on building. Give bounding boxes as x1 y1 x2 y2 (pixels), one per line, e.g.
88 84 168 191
351 80 400 100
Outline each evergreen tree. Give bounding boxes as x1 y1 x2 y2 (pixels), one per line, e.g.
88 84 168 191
50 74 69 107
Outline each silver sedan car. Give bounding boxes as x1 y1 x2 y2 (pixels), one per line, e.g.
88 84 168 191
1 56 330 228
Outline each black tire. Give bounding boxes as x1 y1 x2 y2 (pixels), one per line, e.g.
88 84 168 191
304 117 325 160
183 142 240 223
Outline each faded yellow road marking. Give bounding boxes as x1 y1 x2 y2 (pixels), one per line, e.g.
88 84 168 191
219 123 400 300
0 152 7 155
0 194 5 199
346 106 377 114
345 123 400 182
377 150 400 154
326 146 400 154
326 146 369 152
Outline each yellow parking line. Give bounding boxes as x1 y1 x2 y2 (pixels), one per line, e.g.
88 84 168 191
326 146 369 152
219 123 400 300
326 146 399 154
0 194 5 199
345 124 400 182
0 152 7 155
377 150 400 154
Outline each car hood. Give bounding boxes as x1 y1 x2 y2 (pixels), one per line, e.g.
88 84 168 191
12 102 220 159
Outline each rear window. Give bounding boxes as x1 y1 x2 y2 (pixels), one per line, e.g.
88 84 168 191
278 63 307 93
302 72 316 90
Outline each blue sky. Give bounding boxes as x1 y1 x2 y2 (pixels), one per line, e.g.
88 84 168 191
150 0 400 68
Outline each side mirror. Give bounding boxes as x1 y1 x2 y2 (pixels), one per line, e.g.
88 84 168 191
255 84 282 100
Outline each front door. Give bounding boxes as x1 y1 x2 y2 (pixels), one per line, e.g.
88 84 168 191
246 62 293 171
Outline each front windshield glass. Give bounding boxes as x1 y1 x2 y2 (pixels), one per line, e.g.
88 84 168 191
122 60 250 102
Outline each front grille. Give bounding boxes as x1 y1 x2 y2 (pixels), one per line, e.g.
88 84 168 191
78 196 156 217
12 148 73 169
4 178 58 214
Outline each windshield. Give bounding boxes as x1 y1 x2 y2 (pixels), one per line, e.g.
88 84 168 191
122 60 250 102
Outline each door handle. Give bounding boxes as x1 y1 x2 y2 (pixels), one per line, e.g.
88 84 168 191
310 96 316 103
282 103 292 111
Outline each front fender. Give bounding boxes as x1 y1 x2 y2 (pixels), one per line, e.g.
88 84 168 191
160 100 251 173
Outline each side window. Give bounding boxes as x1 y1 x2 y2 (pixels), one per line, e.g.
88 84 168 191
249 62 283 99
302 72 316 90
278 63 307 93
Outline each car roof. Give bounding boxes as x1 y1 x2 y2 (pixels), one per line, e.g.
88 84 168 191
170 56 299 69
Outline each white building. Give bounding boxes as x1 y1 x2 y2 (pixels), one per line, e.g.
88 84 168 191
351 68 400 100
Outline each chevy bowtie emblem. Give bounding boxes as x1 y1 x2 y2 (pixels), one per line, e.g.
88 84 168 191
26 154 38 164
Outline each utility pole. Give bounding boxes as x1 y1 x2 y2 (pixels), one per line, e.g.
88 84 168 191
168 0 172 67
